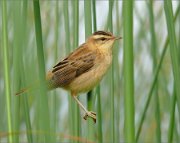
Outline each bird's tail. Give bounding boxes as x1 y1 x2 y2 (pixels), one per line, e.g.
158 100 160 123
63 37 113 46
15 81 44 96
15 87 30 96
15 71 55 96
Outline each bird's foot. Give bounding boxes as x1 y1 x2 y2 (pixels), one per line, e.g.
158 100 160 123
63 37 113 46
83 111 96 123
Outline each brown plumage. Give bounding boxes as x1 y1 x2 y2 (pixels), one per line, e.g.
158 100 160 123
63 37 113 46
47 44 96 89
16 31 122 123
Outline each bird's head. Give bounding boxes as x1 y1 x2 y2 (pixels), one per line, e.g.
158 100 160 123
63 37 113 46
87 31 122 50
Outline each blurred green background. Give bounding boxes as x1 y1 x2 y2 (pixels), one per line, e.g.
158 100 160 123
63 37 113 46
0 0 180 142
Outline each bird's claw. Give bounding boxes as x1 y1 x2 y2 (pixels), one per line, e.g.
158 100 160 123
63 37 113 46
83 111 96 123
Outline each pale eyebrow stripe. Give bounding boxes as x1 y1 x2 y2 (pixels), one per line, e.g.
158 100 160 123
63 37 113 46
93 35 110 39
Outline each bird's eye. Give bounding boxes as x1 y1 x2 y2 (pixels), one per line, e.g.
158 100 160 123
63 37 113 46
100 37 106 41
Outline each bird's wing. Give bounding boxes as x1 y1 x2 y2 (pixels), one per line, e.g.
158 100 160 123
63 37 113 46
48 44 97 88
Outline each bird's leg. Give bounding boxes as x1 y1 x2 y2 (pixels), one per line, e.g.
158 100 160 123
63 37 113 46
72 94 96 123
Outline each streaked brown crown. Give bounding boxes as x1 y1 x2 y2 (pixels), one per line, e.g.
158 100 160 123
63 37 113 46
91 31 115 44
93 31 113 37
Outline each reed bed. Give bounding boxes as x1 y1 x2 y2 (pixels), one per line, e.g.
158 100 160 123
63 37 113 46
0 1 179 142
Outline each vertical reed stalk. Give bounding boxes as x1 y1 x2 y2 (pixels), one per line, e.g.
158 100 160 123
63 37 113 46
2 1 13 142
115 1 122 142
63 1 74 139
148 1 161 142
20 1 33 142
49 2 60 142
136 5 180 142
2 1 14 143
164 0 180 118
12 1 32 142
92 0 103 142
84 0 94 140
12 1 21 142
33 0 51 142
73 0 81 141
108 0 115 142
123 0 135 142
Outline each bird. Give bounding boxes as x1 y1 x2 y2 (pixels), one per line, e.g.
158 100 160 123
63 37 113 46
16 31 122 123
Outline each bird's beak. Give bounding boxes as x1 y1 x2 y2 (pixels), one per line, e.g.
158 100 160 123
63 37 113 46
115 36 122 40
